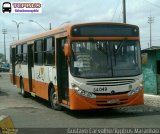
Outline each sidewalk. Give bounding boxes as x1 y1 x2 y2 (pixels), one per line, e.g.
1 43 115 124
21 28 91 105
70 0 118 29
144 94 160 107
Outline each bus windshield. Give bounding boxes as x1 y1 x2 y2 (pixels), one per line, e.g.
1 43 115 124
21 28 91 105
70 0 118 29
3 3 11 7
70 40 141 78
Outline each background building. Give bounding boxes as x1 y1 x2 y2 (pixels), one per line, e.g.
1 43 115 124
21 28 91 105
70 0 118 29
142 46 160 95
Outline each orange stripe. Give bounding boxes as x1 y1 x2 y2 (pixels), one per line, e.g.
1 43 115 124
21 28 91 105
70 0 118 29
34 80 49 100
15 76 20 89
13 76 49 100
23 78 29 92
12 76 144 110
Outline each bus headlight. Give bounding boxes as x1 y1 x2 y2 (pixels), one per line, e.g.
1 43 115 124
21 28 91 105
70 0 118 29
128 86 143 96
72 84 96 98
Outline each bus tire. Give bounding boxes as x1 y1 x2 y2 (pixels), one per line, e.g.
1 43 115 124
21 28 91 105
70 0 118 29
20 79 28 98
49 87 62 111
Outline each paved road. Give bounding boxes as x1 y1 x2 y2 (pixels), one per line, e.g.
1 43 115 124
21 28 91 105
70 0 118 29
0 73 160 129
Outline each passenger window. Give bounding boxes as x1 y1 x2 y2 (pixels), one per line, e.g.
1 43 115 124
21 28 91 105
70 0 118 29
44 37 55 65
16 45 23 64
22 44 28 64
34 40 43 65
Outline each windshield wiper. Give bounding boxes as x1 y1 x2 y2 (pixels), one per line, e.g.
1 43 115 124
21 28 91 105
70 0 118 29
115 39 127 55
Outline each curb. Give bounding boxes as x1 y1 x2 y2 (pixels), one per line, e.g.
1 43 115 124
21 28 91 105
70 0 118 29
144 94 160 98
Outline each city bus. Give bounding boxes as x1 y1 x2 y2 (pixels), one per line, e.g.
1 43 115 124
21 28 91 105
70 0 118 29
10 22 144 110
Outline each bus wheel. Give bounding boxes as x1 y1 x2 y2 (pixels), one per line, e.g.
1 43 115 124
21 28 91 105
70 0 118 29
50 87 62 111
20 79 27 98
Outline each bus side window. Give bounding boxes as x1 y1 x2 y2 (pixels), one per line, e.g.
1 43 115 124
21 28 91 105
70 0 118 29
15 45 23 64
44 37 55 66
22 44 28 65
15 46 18 64
34 40 43 65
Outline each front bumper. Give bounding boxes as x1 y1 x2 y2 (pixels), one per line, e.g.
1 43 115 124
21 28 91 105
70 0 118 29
69 89 144 110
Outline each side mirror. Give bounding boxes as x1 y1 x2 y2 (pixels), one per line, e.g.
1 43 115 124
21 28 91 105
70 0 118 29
141 53 148 64
64 43 71 57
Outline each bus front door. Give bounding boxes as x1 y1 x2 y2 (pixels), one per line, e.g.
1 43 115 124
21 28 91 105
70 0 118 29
28 44 34 92
56 38 69 103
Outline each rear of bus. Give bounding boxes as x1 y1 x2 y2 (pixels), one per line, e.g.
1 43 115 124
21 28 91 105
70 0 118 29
67 22 144 110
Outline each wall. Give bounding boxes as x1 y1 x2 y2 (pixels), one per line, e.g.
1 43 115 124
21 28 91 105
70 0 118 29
142 50 157 95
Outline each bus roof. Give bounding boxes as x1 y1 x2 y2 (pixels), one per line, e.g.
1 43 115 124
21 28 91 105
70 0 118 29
10 22 138 47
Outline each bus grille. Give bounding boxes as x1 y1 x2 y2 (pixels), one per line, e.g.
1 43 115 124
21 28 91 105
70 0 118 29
86 79 135 86
96 98 129 106
93 91 129 96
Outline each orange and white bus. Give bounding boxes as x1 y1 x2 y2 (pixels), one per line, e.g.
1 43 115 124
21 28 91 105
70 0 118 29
10 22 144 110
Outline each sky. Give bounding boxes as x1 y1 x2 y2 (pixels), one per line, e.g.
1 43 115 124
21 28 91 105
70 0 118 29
0 0 160 61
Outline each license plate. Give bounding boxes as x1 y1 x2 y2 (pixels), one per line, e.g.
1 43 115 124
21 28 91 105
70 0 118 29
107 99 119 104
